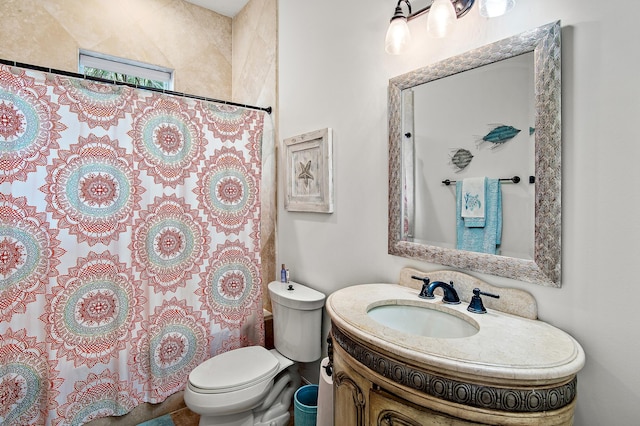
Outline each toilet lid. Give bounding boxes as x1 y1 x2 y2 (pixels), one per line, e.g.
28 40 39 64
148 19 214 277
189 346 280 393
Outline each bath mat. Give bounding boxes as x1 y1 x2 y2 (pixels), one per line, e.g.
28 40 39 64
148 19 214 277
137 414 174 426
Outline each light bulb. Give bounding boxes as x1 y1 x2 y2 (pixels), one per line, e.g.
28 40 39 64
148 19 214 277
427 0 457 38
385 17 411 55
479 0 516 18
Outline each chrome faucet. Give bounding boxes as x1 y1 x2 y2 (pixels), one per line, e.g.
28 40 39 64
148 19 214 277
412 276 461 305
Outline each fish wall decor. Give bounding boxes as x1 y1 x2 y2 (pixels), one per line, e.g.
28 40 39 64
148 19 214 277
450 148 474 171
477 125 521 148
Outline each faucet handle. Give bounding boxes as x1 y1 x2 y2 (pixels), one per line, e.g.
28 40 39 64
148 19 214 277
419 281 432 299
412 276 433 299
412 275 429 284
467 288 500 314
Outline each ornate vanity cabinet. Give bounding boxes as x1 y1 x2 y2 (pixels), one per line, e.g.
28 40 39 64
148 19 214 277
327 269 584 425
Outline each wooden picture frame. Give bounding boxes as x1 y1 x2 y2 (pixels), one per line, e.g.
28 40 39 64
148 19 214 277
284 128 334 213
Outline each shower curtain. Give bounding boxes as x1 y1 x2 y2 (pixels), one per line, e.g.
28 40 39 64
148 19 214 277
0 64 266 425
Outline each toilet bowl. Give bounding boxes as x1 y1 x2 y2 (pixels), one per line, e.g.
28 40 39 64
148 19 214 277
184 281 325 426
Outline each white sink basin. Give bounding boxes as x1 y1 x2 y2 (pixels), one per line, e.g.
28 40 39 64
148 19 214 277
367 304 478 338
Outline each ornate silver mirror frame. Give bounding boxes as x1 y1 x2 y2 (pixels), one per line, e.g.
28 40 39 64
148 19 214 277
388 21 562 287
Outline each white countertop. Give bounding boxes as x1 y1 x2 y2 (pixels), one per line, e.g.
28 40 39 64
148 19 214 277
327 283 585 383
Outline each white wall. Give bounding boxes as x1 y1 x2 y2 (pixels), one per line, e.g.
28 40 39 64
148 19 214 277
278 0 640 424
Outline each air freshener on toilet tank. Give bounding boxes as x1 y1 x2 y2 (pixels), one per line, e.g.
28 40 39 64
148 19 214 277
281 264 287 283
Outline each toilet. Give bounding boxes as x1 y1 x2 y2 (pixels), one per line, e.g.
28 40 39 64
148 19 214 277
184 280 326 426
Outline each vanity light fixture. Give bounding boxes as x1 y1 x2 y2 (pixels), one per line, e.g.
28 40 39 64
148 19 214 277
385 0 474 54
426 0 457 38
478 0 515 17
385 0 515 55
385 0 413 55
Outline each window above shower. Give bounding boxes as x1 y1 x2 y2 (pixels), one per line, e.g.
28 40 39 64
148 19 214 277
78 50 174 90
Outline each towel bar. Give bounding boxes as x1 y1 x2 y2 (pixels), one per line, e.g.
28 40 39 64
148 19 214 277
442 176 530 186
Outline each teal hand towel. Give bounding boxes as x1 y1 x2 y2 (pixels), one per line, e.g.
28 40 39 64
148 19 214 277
456 179 502 254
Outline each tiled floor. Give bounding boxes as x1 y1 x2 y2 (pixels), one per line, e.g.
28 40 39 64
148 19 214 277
167 407 200 425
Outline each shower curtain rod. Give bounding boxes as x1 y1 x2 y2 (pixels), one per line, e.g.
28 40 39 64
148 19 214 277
0 58 272 114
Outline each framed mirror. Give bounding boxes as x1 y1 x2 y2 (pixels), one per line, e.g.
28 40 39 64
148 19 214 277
388 21 562 287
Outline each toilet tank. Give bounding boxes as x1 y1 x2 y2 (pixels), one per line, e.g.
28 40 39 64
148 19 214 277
268 281 325 362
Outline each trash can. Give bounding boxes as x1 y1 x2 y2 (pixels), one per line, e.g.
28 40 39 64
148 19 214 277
294 384 319 426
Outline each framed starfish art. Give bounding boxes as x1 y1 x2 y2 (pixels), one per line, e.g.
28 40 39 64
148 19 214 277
283 128 333 213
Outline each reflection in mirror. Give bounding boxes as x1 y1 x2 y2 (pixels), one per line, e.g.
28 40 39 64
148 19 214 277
409 52 535 259
388 21 562 287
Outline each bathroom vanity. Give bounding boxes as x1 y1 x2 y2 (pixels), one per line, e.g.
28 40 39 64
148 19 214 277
327 268 584 425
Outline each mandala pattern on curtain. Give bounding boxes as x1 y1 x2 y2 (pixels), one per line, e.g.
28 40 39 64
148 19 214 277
0 64 265 425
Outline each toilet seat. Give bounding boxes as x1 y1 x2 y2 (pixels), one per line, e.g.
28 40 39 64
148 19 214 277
188 346 280 394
